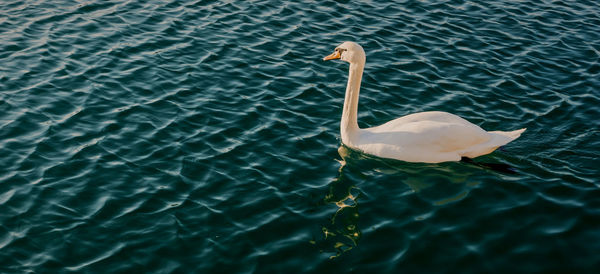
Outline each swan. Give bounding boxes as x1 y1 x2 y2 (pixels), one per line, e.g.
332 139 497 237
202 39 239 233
323 41 526 163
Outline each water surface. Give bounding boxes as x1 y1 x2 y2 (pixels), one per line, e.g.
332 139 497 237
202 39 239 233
1 0 599 272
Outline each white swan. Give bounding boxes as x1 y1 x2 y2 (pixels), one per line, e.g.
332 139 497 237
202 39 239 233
323 41 525 163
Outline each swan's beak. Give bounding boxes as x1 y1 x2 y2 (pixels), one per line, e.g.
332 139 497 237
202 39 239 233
323 51 341 61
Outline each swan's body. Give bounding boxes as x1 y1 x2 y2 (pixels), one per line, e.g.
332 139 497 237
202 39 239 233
323 42 525 163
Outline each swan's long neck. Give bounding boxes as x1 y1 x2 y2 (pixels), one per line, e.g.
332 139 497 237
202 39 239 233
341 60 364 145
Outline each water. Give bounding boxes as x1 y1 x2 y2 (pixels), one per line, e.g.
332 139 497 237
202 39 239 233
1 0 599 272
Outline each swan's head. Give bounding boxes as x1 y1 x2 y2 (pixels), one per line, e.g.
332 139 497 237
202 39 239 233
323 41 365 64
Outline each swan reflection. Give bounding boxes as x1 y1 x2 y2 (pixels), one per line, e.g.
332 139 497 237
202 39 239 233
315 145 496 258
314 147 362 259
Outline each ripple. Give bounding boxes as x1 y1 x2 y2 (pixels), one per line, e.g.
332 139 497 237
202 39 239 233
1 0 600 272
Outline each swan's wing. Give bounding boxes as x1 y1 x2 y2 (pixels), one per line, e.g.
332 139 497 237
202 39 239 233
406 121 491 152
364 117 491 153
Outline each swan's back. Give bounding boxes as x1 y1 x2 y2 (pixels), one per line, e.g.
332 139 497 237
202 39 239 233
367 111 476 132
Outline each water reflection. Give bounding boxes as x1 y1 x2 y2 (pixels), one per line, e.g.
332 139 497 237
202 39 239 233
316 147 361 259
315 145 488 258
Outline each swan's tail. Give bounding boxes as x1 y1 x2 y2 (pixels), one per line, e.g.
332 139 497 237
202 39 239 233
485 127 526 151
490 128 526 141
460 128 526 158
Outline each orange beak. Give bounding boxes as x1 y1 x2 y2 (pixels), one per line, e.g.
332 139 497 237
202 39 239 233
323 51 341 61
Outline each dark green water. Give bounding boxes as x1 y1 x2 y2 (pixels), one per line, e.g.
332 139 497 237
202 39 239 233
1 0 599 272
